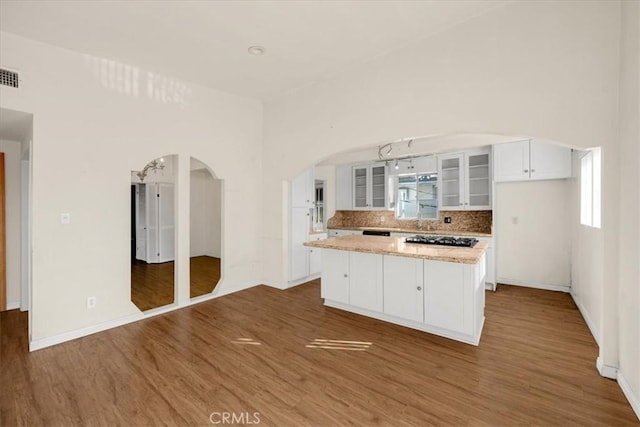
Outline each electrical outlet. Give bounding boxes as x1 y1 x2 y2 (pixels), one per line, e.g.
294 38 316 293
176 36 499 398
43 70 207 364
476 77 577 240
87 296 97 308
444 217 452 224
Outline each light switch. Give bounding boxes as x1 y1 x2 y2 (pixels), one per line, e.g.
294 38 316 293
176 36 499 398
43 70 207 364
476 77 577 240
60 213 71 224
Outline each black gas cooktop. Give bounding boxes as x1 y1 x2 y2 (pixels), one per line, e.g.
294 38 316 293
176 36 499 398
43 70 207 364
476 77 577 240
405 235 479 248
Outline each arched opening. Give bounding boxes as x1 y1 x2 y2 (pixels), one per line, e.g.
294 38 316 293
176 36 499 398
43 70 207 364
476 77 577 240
189 157 223 298
130 154 176 311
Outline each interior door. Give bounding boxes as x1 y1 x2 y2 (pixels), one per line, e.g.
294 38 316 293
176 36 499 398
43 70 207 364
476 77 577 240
145 183 158 263
135 184 147 261
158 183 175 263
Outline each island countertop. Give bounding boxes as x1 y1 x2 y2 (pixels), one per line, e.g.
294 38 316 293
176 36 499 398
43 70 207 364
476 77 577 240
328 226 492 238
304 235 487 264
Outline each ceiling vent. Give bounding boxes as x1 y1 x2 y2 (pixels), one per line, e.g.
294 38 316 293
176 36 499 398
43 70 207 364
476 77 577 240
0 68 20 89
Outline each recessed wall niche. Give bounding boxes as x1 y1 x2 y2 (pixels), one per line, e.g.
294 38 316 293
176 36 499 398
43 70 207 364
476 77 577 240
189 157 223 298
130 155 176 311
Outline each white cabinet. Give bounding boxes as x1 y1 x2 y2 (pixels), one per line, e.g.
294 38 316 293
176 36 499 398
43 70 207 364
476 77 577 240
308 233 327 276
135 182 175 263
349 252 383 312
383 255 424 322
438 149 491 211
290 207 311 281
424 256 484 337
321 249 350 303
494 140 572 182
424 259 473 335
291 168 314 208
390 156 437 175
353 163 387 210
336 165 352 210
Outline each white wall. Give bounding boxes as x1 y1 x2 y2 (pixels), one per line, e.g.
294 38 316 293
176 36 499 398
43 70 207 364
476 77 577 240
1 139 22 308
263 0 620 285
496 180 572 289
190 168 221 258
570 151 604 344
616 0 640 417
0 32 263 343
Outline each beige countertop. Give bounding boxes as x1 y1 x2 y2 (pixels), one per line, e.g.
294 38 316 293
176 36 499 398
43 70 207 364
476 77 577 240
327 226 492 238
304 235 487 264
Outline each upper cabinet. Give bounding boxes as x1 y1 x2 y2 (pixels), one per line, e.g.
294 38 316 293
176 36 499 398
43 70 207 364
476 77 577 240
353 163 387 210
438 148 491 211
494 140 572 182
291 168 314 208
336 165 353 210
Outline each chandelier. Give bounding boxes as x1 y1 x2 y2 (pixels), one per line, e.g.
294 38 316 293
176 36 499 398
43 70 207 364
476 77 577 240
136 158 165 182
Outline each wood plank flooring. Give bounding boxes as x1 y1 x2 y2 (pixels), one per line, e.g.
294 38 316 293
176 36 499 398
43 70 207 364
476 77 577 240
130 256 221 311
1 282 638 426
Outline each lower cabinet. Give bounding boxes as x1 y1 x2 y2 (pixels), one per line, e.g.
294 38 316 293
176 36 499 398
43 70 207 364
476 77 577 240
321 249 350 303
321 249 485 345
349 252 383 311
424 259 472 335
383 255 423 322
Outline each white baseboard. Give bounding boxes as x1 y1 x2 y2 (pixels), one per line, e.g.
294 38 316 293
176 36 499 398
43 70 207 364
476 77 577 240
596 356 618 379
6 301 20 310
570 290 600 346
30 312 143 352
30 279 263 352
618 370 640 421
497 277 570 293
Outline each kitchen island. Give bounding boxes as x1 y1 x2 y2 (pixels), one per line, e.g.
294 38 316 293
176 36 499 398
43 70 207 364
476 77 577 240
304 235 487 345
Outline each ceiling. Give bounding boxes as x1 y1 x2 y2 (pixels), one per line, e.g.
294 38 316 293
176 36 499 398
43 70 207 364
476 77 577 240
0 1 509 100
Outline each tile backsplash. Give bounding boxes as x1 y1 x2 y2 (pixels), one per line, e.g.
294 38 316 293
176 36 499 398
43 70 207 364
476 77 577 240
327 210 492 234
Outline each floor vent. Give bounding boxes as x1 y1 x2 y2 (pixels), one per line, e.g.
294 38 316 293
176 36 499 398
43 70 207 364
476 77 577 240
0 68 20 88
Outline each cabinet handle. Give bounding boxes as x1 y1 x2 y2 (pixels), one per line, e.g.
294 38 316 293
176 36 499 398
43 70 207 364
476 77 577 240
531 169 535 173
524 169 529 173
459 202 463 206
417 286 422 291
344 274 348 278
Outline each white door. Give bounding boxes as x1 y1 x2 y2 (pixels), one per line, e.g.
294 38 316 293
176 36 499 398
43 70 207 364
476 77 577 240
336 165 352 210
157 183 175 263
493 140 530 182
321 249 349 304
529 140 572 180
383 255 423 322
349 252 383 311
291 168 313 208
145 183 159 263
135 183 147 261
290 207 310 281
309 247 321 276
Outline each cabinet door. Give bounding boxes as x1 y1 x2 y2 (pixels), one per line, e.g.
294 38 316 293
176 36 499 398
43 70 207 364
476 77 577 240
349 252 383 311
336 165 352 210
438 153 465 210
529 140 572 180
493 140 530 182
370 164 387 208
290 207 310 281
321 249 349 304
353 166 368 209
291 168 313 208
308 233 327 275
383 255 424 322
466 151 491 209
424 260 473 335
135 184 147 261
145 183 159 263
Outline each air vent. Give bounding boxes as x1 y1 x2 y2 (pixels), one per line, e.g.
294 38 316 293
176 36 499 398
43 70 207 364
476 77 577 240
0 68 20 88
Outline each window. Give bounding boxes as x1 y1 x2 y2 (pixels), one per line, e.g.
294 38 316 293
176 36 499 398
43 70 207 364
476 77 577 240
396 173 438 219
581 148 601 228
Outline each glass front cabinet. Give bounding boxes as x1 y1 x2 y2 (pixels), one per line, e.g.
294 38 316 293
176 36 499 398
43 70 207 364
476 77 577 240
353 163 387 210
438 148 491 211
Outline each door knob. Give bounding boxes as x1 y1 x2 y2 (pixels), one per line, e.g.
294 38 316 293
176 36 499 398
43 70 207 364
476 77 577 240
417 286 422 291
343 274 348 278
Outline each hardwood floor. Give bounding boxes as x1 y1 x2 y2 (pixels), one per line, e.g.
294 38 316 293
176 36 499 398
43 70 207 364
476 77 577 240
1 282 638 426
130 256 221 311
